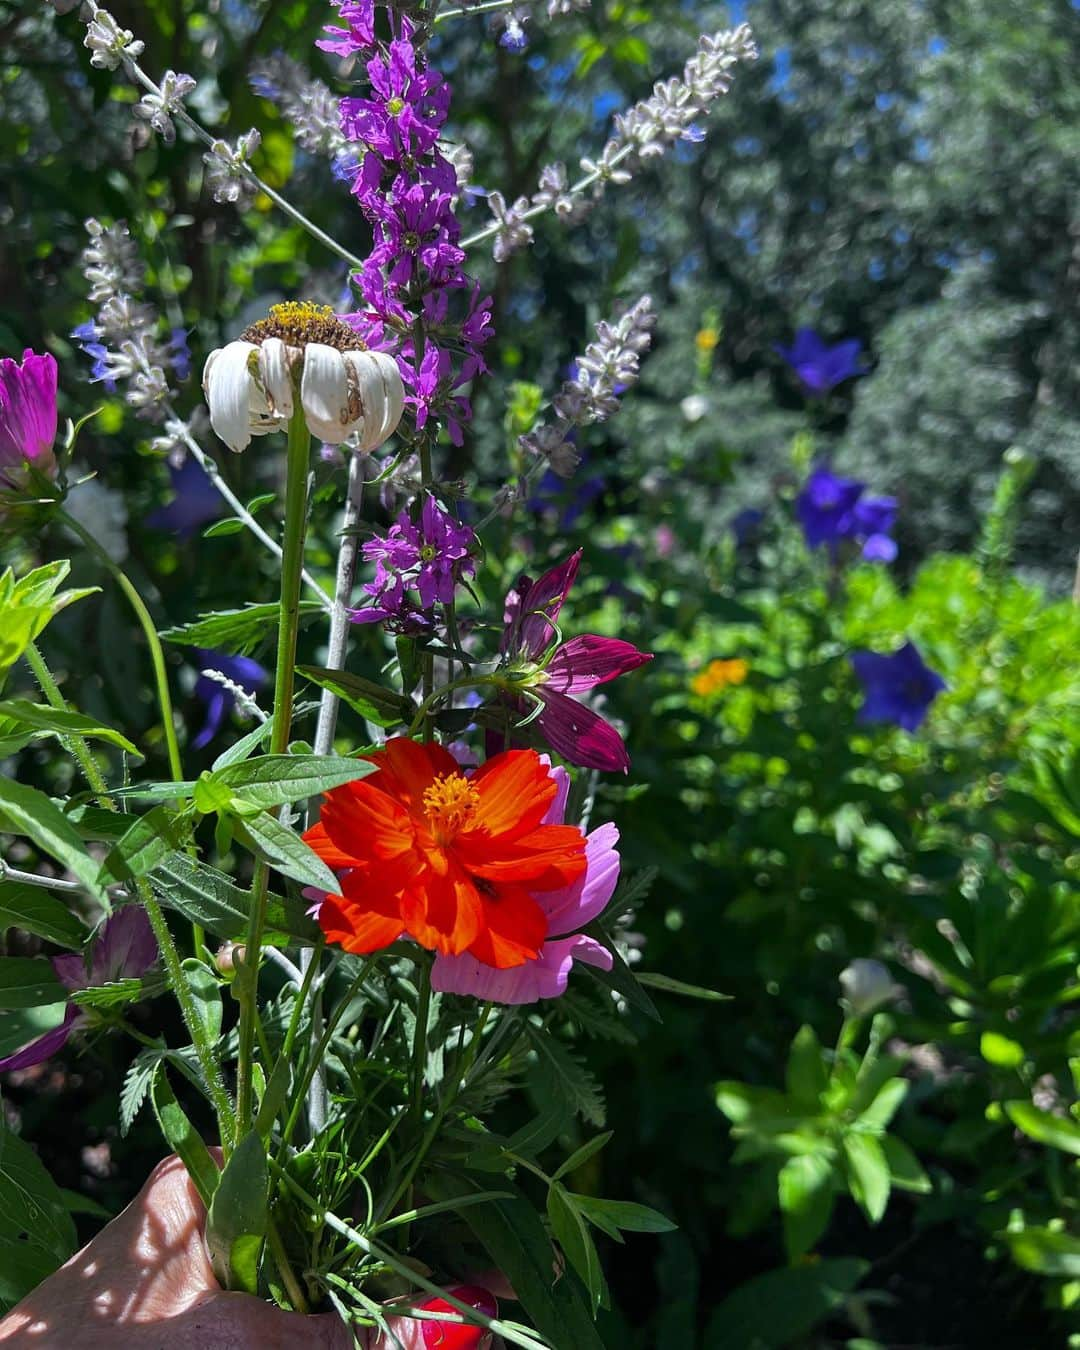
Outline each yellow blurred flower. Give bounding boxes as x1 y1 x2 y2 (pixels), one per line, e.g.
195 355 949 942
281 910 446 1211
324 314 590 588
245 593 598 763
695 327 720 353
690 658 749 697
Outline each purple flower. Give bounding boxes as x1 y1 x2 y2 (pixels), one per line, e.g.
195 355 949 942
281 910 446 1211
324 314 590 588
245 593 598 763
796 465 898 562
850 641 946 732
351 494 475 625
71 320 116 390
776 328 866 395
432 763 616 1002
0 908 158 1073
0 349 59 491
191 648 268 749
167 328 192 381
497 551 652 773
146 456 223 537
730 507 764 543
316 0 376 57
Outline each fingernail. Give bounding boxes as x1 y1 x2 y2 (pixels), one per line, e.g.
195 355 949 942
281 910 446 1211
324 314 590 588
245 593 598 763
420 1285 498 1349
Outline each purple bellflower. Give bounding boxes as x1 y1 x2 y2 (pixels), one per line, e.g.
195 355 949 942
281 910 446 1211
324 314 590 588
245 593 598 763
191 648 268 749
776 327 865 395
146 456 223 537
0 907 158 1072
850 641 946 732
797 465 897 563
432 763 616 1003
0 349 59 492
351 494 475 627
497 550 652 773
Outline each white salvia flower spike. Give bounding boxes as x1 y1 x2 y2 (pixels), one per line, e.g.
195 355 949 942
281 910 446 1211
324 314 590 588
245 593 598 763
202 302 405 454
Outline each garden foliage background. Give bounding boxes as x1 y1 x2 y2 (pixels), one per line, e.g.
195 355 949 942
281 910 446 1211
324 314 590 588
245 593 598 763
3 0 1080 1345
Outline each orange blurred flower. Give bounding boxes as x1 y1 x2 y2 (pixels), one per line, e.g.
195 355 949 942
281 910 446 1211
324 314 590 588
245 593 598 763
303 738 588 969
690 658 749 697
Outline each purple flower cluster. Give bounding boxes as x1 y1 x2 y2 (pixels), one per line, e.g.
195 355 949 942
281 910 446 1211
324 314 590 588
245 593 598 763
322 0 493 446
351 494 475 628
797 465 898 563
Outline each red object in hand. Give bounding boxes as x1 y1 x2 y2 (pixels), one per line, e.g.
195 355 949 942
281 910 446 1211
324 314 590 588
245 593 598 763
420 1285 498 1349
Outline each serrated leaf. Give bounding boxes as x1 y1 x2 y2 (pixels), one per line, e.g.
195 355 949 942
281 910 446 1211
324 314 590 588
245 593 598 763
526 1025 605 1127
121 1048 164 1136
205 1131 267 1295
0 957 66 1010
70 973 168 1009
161 603 324 657
149 851 317 945
0 881 85 948
97 805 189 888
0 1124 78 1312
0 700 139 755
297 666 414 728
216 754 375 808
0 778 107 901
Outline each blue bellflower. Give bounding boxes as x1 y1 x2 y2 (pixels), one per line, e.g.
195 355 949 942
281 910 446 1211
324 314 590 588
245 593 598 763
146 457 224 538
850 641 946 732
797 465 897 562
776 327 865 395
191 648 268 750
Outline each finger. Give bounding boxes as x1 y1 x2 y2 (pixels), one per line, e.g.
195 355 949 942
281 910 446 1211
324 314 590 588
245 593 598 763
121 1291 354 1350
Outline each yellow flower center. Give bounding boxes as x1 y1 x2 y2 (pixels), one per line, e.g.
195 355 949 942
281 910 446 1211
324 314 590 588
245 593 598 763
240 301 365 352
422 773 481 840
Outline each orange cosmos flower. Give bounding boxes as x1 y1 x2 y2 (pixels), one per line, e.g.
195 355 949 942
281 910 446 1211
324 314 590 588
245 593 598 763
303 738 588 969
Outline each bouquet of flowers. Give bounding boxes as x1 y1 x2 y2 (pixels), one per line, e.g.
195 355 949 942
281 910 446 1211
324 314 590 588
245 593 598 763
0 2 755 1342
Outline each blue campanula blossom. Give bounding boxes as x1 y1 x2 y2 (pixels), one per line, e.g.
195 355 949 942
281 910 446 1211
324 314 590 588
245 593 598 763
849 641 946 732
797 465 897 562
191 648 268 749
776 327 865 394
146 456 223 537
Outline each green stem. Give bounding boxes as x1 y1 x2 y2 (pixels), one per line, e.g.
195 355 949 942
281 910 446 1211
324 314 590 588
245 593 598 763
265 1211 310 1313
236 403 312 1132
410 963 432 1125
24 642 116 811
58 508 183 786
405 674 494 739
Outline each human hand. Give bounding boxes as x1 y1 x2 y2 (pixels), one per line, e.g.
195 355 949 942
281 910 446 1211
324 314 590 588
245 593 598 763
0 1155 495 1349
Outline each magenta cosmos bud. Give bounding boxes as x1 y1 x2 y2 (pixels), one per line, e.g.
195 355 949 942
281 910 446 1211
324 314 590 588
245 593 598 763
0 349 59 490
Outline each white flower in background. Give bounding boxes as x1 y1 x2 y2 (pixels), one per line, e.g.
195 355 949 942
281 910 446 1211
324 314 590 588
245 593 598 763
132 70 196 145
203 130 262 207
486 191 534 263
839 958 899 1016
203 302 404 453
681 394 710 422
83 7 144 71
64 472 129 563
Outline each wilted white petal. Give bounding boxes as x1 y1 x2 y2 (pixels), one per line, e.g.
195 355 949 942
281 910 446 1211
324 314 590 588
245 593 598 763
259 337 295 420
300 343 350 443
370 351 405 445
203 341 259 452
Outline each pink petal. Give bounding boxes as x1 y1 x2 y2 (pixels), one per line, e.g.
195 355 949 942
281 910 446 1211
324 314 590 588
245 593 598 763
431 934 612 1005
537 688 631 773
0 1004 81 1072
514 551 582 658
544 635 652 695
0 349 58 483
540 763 571 826
541 822 620 936
89 905 158 985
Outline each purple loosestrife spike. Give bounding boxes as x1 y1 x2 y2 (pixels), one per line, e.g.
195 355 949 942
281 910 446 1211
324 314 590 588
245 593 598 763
776 327 866 395
432 764 617 1002
351 495 475 627
0 908 158 1073
0 350 59 491
850 641 946 732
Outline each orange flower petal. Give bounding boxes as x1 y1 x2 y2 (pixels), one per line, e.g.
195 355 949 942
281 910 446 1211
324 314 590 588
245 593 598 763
302 820 360 871
318 892 404 954
367 737 460 812
467 883 547 968
455 823 587 887
469 749 557 839
317 777 416 865
399 862 483 956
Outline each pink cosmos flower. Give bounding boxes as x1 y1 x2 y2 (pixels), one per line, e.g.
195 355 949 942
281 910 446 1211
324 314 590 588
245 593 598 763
0 348 59 491
498 550 652 773
0 907 157 1072
431 763 617 1003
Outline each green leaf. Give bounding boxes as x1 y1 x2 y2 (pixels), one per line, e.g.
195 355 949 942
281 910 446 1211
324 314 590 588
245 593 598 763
58 1188 112 1219
210 718 275 771
980 1030 1025 1068
552 1131 613 1181
778 1151 836 1260
161 602 325 656
0 1004 67 1060
0 1124 78 1313
0 881 85 947
150 852 316 945
181 958 222 1043
547 1183 608 1315
526 1025 605 1126
880 1135 931 1194
1005 1101 1080 1156
150 1064 220 1209
1006 1227 1080 1278
633 971 731 1001
582 944 661 1022
0 700 139 754
0 777 107 901
202 518 247 538
858 1077 909 1131
571 1194 678 1237
233 813 339 893
121 1048 164 1137
842 1132 890 1223
704 1259 869 1350
194 772 236 815
97 805 188 888
0 957 66 1010
70 974 167 1009
205 1131 268 1295
0 560 96 691
216 754 375 808
786 1025 828 1111
425 1173 605 1350
297 666 414 728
